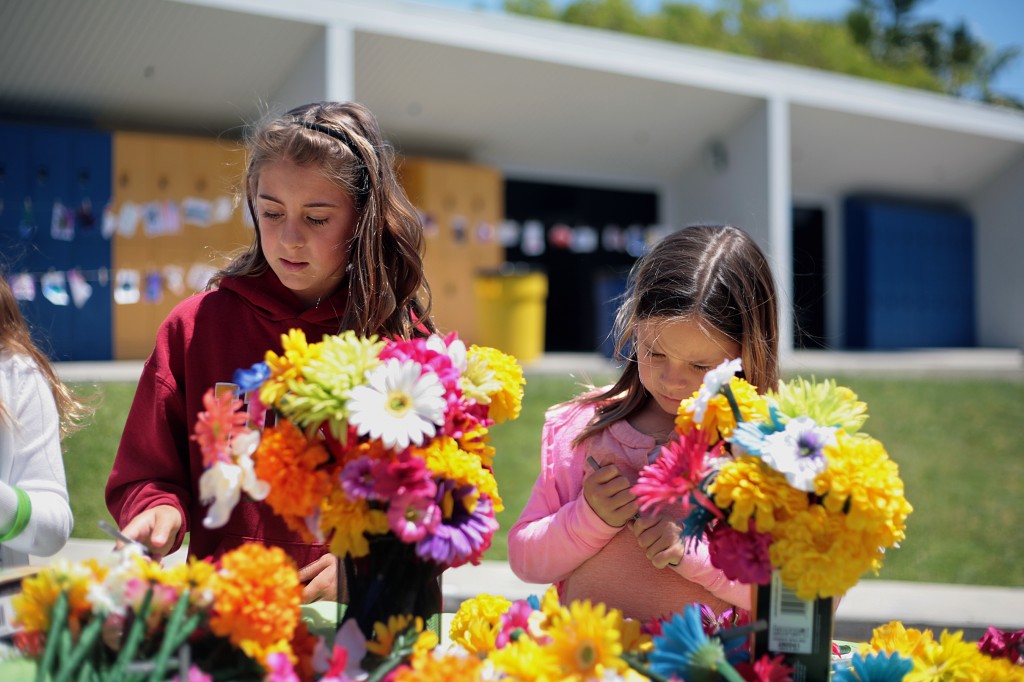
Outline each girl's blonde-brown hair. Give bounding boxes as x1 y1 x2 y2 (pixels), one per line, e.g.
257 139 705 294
574 224 779 446
0 277 91 438
211 101 435 339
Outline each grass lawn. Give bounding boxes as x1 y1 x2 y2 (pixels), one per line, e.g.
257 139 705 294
65 371 1024 588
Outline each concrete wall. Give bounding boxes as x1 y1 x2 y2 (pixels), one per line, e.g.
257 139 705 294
972 150 1024 349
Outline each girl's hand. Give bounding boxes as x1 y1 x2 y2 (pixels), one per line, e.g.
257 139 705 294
119 505 183 559
298 553 341 603
632 515 685 569
583 460 639 528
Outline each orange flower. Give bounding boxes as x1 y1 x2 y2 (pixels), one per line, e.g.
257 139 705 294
254 420 333 538
193 388 249 466
209 543 302 653
392 649 486 682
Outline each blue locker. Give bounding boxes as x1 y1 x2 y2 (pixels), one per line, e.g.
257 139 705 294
844 196 975 349
0 123 113 361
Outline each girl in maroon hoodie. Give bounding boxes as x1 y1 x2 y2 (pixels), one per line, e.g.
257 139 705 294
106 101 436 603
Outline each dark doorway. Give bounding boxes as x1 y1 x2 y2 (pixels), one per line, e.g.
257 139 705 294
792 207 827 349
504 180 658 352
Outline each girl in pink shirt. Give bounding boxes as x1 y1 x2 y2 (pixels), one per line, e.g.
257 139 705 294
508 224 780 623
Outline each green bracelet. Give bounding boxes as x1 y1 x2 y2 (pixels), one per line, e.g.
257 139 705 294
0 486 32 542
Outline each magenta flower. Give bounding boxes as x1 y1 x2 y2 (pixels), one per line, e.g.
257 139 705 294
707 522 773 585
978 626 1024 664
496 600 537 648
634 428 720 515
371 450 436 499
387 491 441 542
734 654 795 682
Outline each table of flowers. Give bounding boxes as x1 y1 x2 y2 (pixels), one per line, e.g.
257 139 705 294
2 333 1022 681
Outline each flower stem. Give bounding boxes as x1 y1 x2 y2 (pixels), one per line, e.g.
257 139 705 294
722 384 743 424
38 591 69 681
53 615 104 682
147 589 193 681
109 587 155 679
717 661 748 682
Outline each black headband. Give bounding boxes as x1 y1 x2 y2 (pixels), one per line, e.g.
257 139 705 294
297 120 371 195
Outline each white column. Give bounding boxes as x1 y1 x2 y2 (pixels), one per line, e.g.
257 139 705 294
326 22 356 103
768 95 794 358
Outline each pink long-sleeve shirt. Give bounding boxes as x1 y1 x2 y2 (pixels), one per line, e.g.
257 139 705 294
508 398 751 622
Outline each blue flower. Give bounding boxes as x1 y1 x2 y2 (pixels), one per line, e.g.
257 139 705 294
232 362 270 394
832 651 913 682
649 604 733 682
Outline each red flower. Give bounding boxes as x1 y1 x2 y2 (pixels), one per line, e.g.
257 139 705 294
735 654 794 682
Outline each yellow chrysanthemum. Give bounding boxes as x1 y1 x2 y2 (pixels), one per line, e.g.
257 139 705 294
547 600 627 681
455 421 496 469
319 488 388 559
770 377 869 434
976 655 1024 682
208 543 302 652
449 593 512 654
612 609 653 655
366 614 424 657
905 629 989 682
862 621 935 659
391 649 486 682
157 555 217 595
538 585 569 631
710 456 809 533
261 328 321 407
818 433 912 551
13 559 106 636
466 345 525 424
416 436 503 513
676 377 768 442
240 637 294 671
488 635 563 682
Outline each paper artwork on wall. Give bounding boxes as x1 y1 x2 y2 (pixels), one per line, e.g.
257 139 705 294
118 201 140 238
570 225 598 254
521 220 545 257
163 265 186 296
41 271 70 306
186 263 217 292
102 203 118 239
9 273 35 301
50 200 75 241
183 196 213 227
66 268 93 309
144 270 163 303
498 220 520 248
474 221 495 243
114 269 141 305
212 196 234 224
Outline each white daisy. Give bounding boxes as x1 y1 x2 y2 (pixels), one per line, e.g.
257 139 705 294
199 461 243 529
688 357 743 424
758 416 836 491
348 358 447 450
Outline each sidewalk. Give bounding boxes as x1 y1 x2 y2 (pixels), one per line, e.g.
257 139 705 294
38 540 1024 641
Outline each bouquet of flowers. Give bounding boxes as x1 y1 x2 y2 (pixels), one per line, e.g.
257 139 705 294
193 328 524 636
9 543 318 680
633 359 913 601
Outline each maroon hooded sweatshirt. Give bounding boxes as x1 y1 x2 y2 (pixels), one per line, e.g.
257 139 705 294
106 270 350 568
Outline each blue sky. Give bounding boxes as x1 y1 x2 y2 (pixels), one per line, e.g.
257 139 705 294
416 0 1024 102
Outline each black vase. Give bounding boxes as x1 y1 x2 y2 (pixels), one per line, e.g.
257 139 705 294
341 534 443 640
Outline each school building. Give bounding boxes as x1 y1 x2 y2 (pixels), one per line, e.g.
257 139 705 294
2 0 1023 363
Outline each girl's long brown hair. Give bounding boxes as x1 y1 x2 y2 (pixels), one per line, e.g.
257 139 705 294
573 224 779 447
0 276 91 437
211 101 435 339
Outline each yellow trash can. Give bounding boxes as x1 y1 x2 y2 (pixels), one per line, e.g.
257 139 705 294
474 269 548 364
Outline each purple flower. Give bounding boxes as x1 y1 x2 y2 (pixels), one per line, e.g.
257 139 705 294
387 491 441 542
340 457 377 500
416 484 497 568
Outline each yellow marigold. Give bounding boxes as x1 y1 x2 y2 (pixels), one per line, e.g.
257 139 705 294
253 419 333 539
466 345 525 424
770 506 871 599
160 556 217 596
612 609 652 655
391 649 485 682
710 456 809 533
240 637 294 672
818 433 912 551
547 600 627 681
538 584 569 631
319 488 388 559
976 655 1024 682
449 593 512 654
261 328 321 407
488 636 563 682
675 377 768 442
208 543 302 652
416 436 503 513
